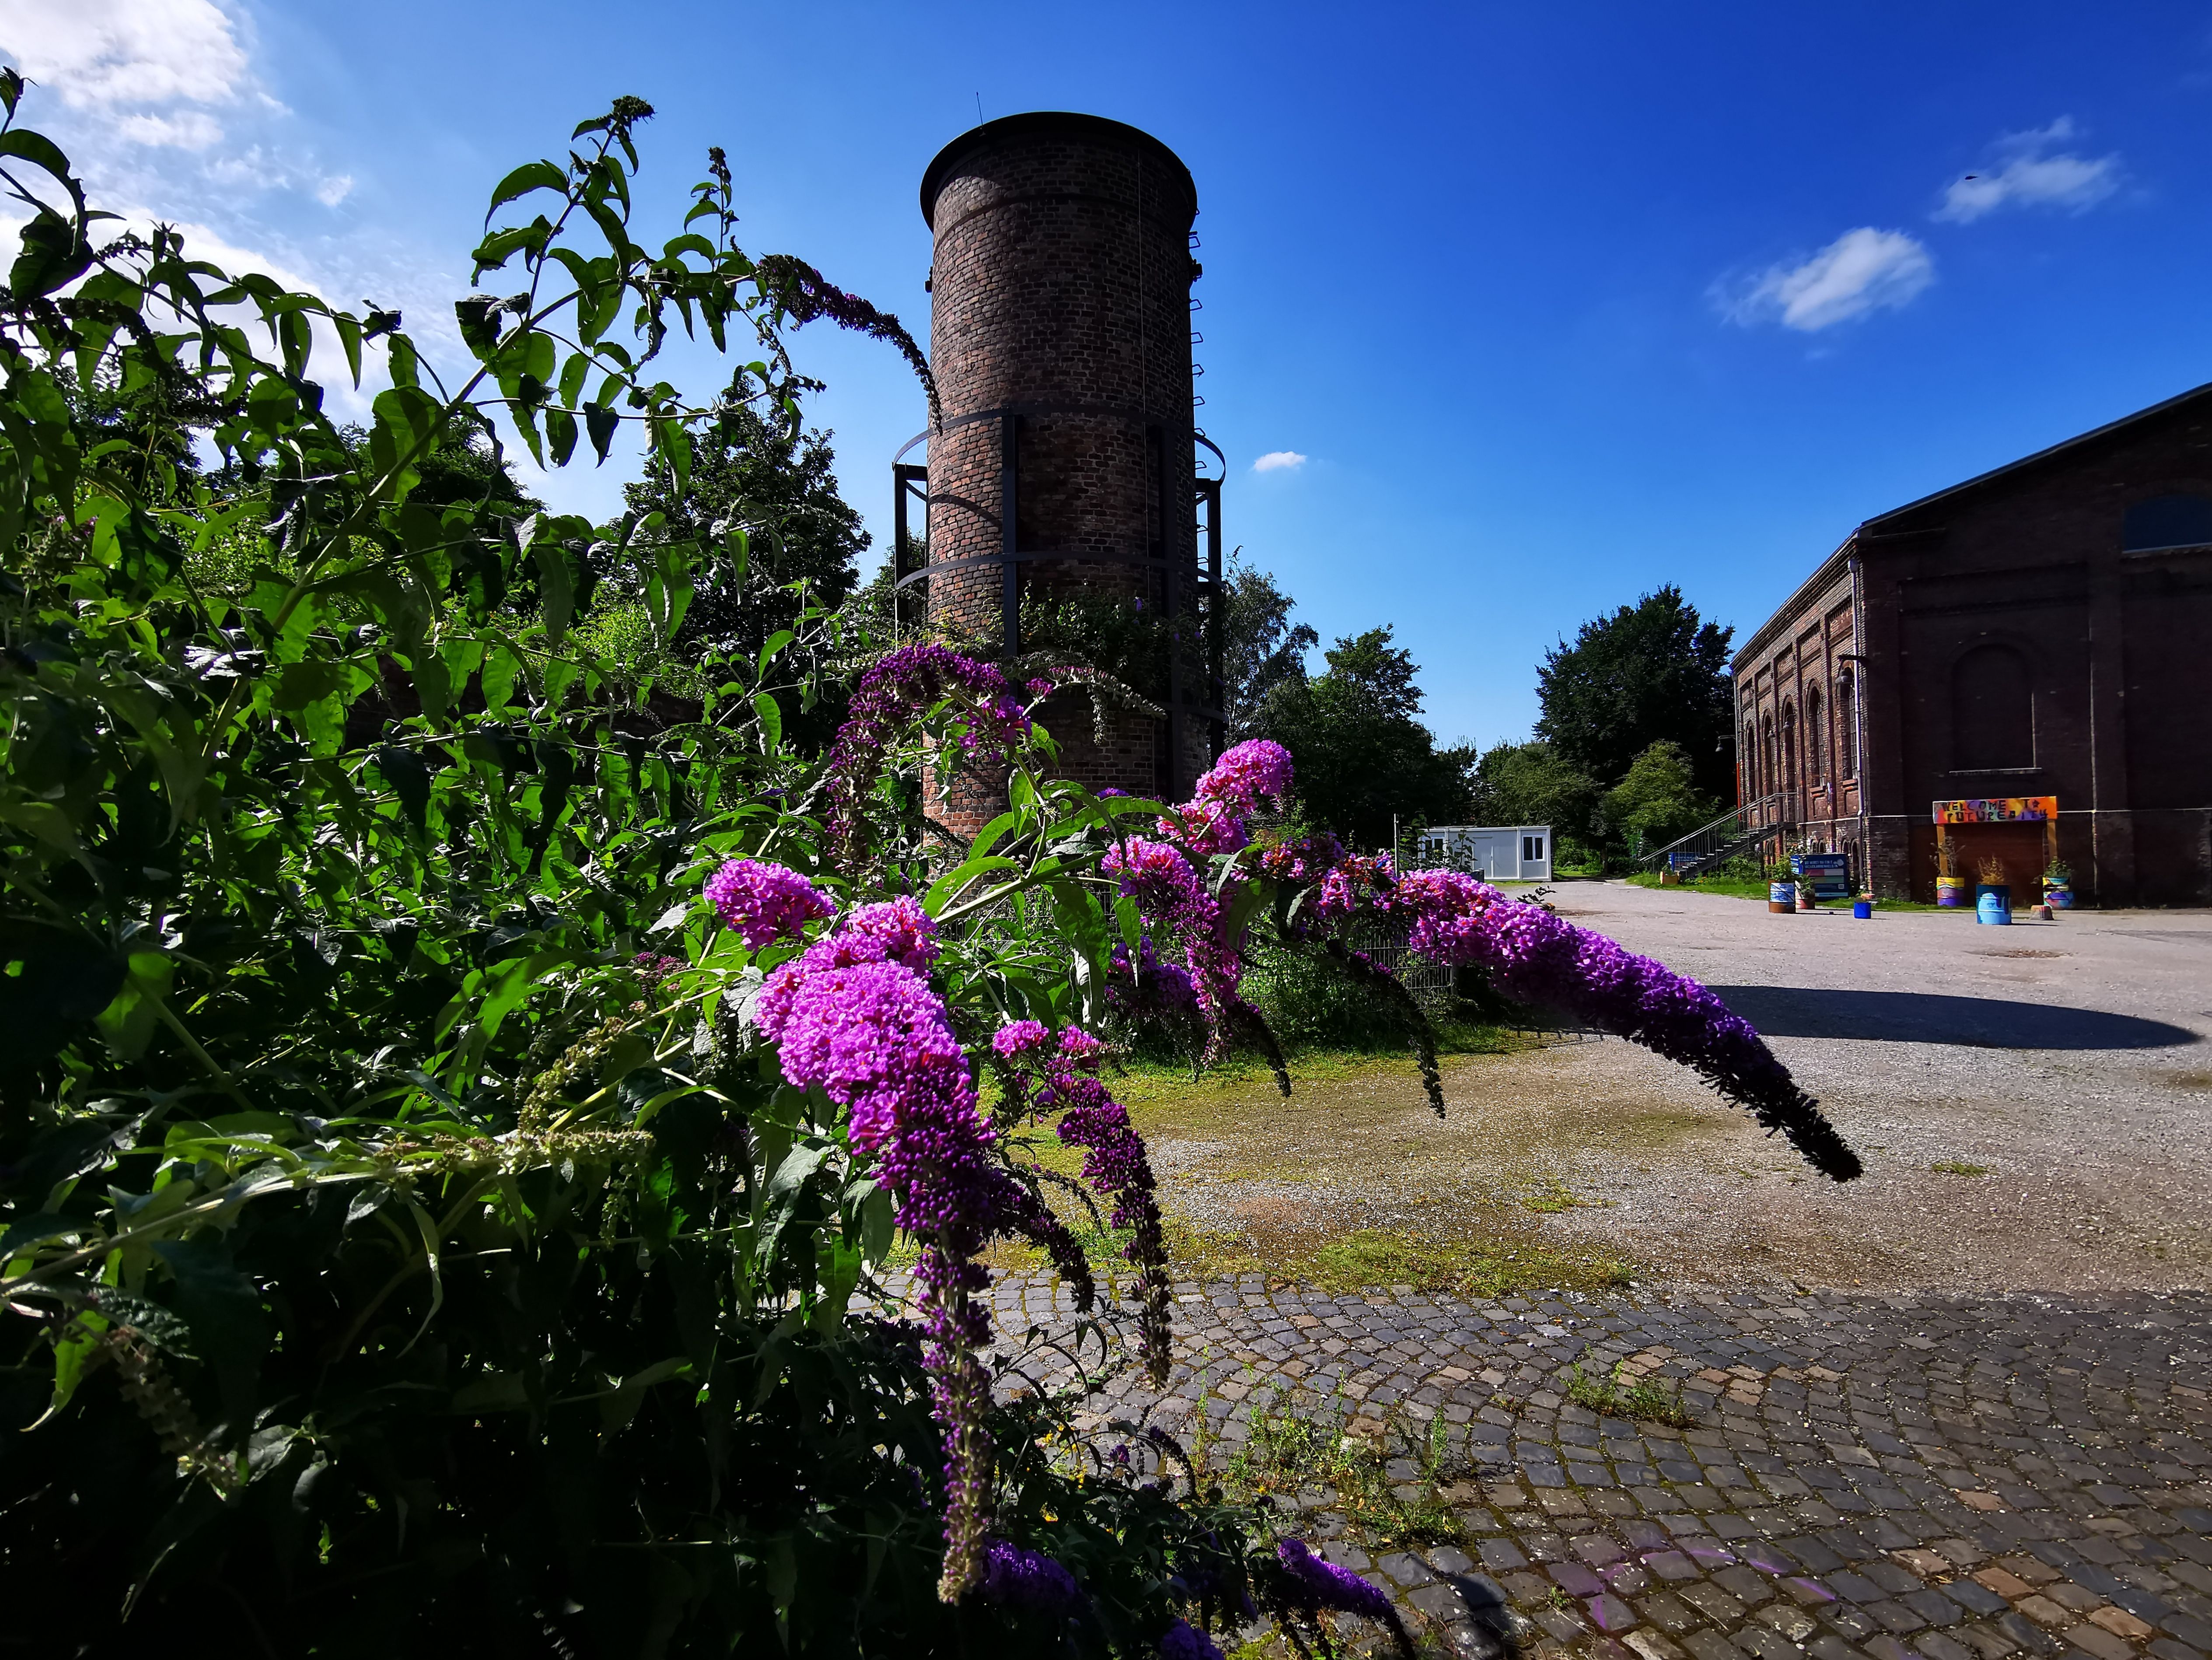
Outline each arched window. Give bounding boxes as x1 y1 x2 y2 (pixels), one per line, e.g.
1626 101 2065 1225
1837 670 1857 778
2123 493 2212 552
1781 700 1797 790
1953 644 2034 770
1806 686 1825 785
1743 721 1759 795
1760 714 1776 800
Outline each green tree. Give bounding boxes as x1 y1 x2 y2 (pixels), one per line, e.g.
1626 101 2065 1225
1220 557 1317 739
1534 585 1735 797
1258 625 1471 848
1601 739 1719 856
621 395 866 652
1468 740 1603 839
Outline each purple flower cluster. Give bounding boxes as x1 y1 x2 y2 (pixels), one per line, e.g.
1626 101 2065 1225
1275 1539 1394 1619
704 858 836 950
1255 830 1343 885
1107 935 1199 1017
995 1019 1175 1383
821 644 1035 867
1369 875 1861 1180
980 1538 1087 1617
1195 738 1294 808
1310 852 1396 925
1159 1619 1227 1660
631 952 685 988
1102 835 1250 1058
745 888 1004 1599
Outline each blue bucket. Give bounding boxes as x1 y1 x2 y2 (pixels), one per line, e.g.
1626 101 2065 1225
1852 900 1872 919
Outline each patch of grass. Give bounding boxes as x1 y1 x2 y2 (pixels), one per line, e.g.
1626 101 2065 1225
1562 1353 1695 1427
1298 1227 1635 1298
1520 1176 1611 1214
1624 870 1949 912
1227 1391 1466 1549
1930 1159 1991 1177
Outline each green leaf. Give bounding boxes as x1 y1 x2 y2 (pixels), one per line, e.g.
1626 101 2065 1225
1115 895 1145 953
484 159 569 223
373 746 431 829
0 1215 85 1260
93 951 172 1064
585 402 620 464
149 1237 268 1374
751 691 782 754
0 799 80 854
534 541 575 643
270 659 345 713
923 855 1020 916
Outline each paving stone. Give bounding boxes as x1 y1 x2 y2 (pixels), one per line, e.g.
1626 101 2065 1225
940 1271 2212 1654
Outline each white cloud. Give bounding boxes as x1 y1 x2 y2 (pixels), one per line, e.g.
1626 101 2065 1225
1933 119 2122 223
1718 227 1935 332
1251 450 1308 473
1 0 247 117
315 174 354 208
114 109 224 150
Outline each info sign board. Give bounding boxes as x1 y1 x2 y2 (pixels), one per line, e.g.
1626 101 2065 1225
1933 796 2058 823
1790 851 1852 900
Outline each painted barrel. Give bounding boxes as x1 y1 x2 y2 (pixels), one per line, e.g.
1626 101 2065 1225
1936 876 1965 908
1795 883 1817 910
1975 883 2012 925
2044 878 2073 910
1768 880 1796 914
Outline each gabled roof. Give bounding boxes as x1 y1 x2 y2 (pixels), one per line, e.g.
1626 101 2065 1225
1734 378 2212 674
1863 377 2212 529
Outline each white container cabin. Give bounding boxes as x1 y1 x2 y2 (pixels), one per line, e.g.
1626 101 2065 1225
1415 824 1552 882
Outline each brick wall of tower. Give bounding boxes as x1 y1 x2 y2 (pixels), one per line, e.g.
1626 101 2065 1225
919 115 1210 832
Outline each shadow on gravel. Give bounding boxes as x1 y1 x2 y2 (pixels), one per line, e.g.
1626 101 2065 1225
1710 984 2200 1050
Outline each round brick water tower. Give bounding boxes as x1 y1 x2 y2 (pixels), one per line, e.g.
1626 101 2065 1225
895 112 1223 834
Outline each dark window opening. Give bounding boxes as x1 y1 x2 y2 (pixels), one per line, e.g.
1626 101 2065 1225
1838 671 1857 778
2123 493 2212 552
1953 644 2034 770
1806 687 1825 784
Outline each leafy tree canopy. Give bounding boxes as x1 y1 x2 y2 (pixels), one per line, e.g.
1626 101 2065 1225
1601 739 1719 856
1468 740 1603 841
1220 558 1317 740
1258 626 1471 849
1534 585 1735 798
619 392 867 661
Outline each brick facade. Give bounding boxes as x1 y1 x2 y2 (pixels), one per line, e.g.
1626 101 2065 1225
1736 382 2212 906
918 113 1210 830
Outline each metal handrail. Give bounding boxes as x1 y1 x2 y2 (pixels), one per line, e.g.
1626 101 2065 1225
1636 792 1794 871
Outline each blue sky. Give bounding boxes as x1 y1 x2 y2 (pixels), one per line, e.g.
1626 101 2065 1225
10 3 2212 747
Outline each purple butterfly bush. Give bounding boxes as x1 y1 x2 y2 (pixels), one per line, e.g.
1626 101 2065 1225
704 857 836 951
750 898 1005 1600
1159 1618 1227 1660
995 1020 1174 1383
821 644 1036 867
980 1537 1087 1618
1274 1539 1394 1619
1327 865 1862 1180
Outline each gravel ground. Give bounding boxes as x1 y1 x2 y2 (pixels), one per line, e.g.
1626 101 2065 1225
1130 883 2212 1295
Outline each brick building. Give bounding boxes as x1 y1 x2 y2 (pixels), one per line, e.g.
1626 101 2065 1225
1735 382 2212 906
902 112 1222 833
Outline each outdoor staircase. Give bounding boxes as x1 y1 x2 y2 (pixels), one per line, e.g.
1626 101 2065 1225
1638 794 1793 879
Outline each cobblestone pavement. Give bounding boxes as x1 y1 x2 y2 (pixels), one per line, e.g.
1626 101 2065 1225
931 1272 2212 1660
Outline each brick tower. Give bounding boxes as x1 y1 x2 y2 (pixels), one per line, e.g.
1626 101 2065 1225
897 112 1222 834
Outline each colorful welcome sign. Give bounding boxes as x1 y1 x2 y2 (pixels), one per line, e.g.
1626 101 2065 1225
1933 796 2058 824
